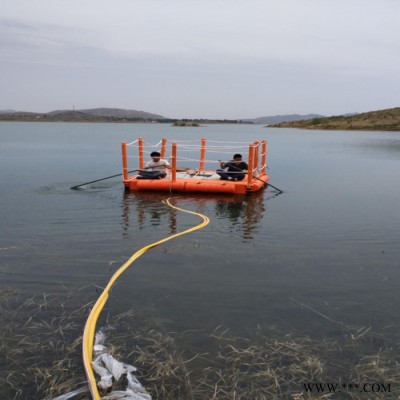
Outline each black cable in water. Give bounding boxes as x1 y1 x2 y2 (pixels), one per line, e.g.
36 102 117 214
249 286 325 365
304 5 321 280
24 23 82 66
70 169 140 190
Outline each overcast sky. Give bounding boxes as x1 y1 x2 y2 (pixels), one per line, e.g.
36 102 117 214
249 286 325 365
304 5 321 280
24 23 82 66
1 0 399 119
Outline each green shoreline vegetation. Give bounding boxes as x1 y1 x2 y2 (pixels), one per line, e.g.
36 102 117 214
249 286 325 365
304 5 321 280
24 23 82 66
268 107 400 131
173 121 200 127
0 111 248 125
2 106 400 130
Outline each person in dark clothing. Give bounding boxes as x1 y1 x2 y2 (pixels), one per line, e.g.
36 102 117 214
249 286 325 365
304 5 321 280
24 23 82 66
216 154 248 181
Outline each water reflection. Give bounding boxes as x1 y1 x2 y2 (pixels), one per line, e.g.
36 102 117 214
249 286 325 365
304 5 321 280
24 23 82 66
214 191 266 240
121 189 278 240
121 191 178 236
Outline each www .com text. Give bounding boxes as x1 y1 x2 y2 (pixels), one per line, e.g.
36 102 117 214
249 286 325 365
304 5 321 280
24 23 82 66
303 382 391 394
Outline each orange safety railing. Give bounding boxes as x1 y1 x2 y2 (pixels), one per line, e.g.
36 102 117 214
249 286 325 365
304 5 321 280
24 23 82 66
199 138 206 172
138 137 144 170
161 138 167 158
261 140 267 175
121 137 267 184
121 142 128 180
247 143 254 188
171 142 177 182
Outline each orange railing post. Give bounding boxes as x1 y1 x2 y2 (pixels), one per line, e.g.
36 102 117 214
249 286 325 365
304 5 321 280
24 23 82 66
138 137 144 170
261 140 267 175
199 138 206 172
247 143 254 188
121 142 128 180
253 141 259 175
172 142 177 182
161 138 167 158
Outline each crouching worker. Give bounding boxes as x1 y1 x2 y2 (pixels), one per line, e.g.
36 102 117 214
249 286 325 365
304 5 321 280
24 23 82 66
217 154 248 181
138 151 171 179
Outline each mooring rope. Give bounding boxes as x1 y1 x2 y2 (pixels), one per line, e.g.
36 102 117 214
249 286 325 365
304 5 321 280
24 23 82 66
82 197 210 400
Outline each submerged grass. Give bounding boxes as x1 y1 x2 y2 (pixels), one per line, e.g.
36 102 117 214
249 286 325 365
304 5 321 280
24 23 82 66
1 288 400 400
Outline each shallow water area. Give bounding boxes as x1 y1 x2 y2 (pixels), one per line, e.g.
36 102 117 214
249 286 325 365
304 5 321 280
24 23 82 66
1 122 400 399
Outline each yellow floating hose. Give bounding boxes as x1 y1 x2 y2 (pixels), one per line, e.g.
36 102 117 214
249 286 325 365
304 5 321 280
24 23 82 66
82 197 210 399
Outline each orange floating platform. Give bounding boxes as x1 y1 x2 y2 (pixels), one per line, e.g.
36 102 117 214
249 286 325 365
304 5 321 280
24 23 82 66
121 138 269 194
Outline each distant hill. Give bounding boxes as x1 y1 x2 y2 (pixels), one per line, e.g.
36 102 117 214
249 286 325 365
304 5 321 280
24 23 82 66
0 109 16 114
0 108 167 122
268 107 400 131
49 108 166 120
0 108 250 124
243 114 324 125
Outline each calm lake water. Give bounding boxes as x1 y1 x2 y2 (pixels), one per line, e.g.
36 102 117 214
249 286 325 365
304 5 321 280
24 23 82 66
1 122 400 398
